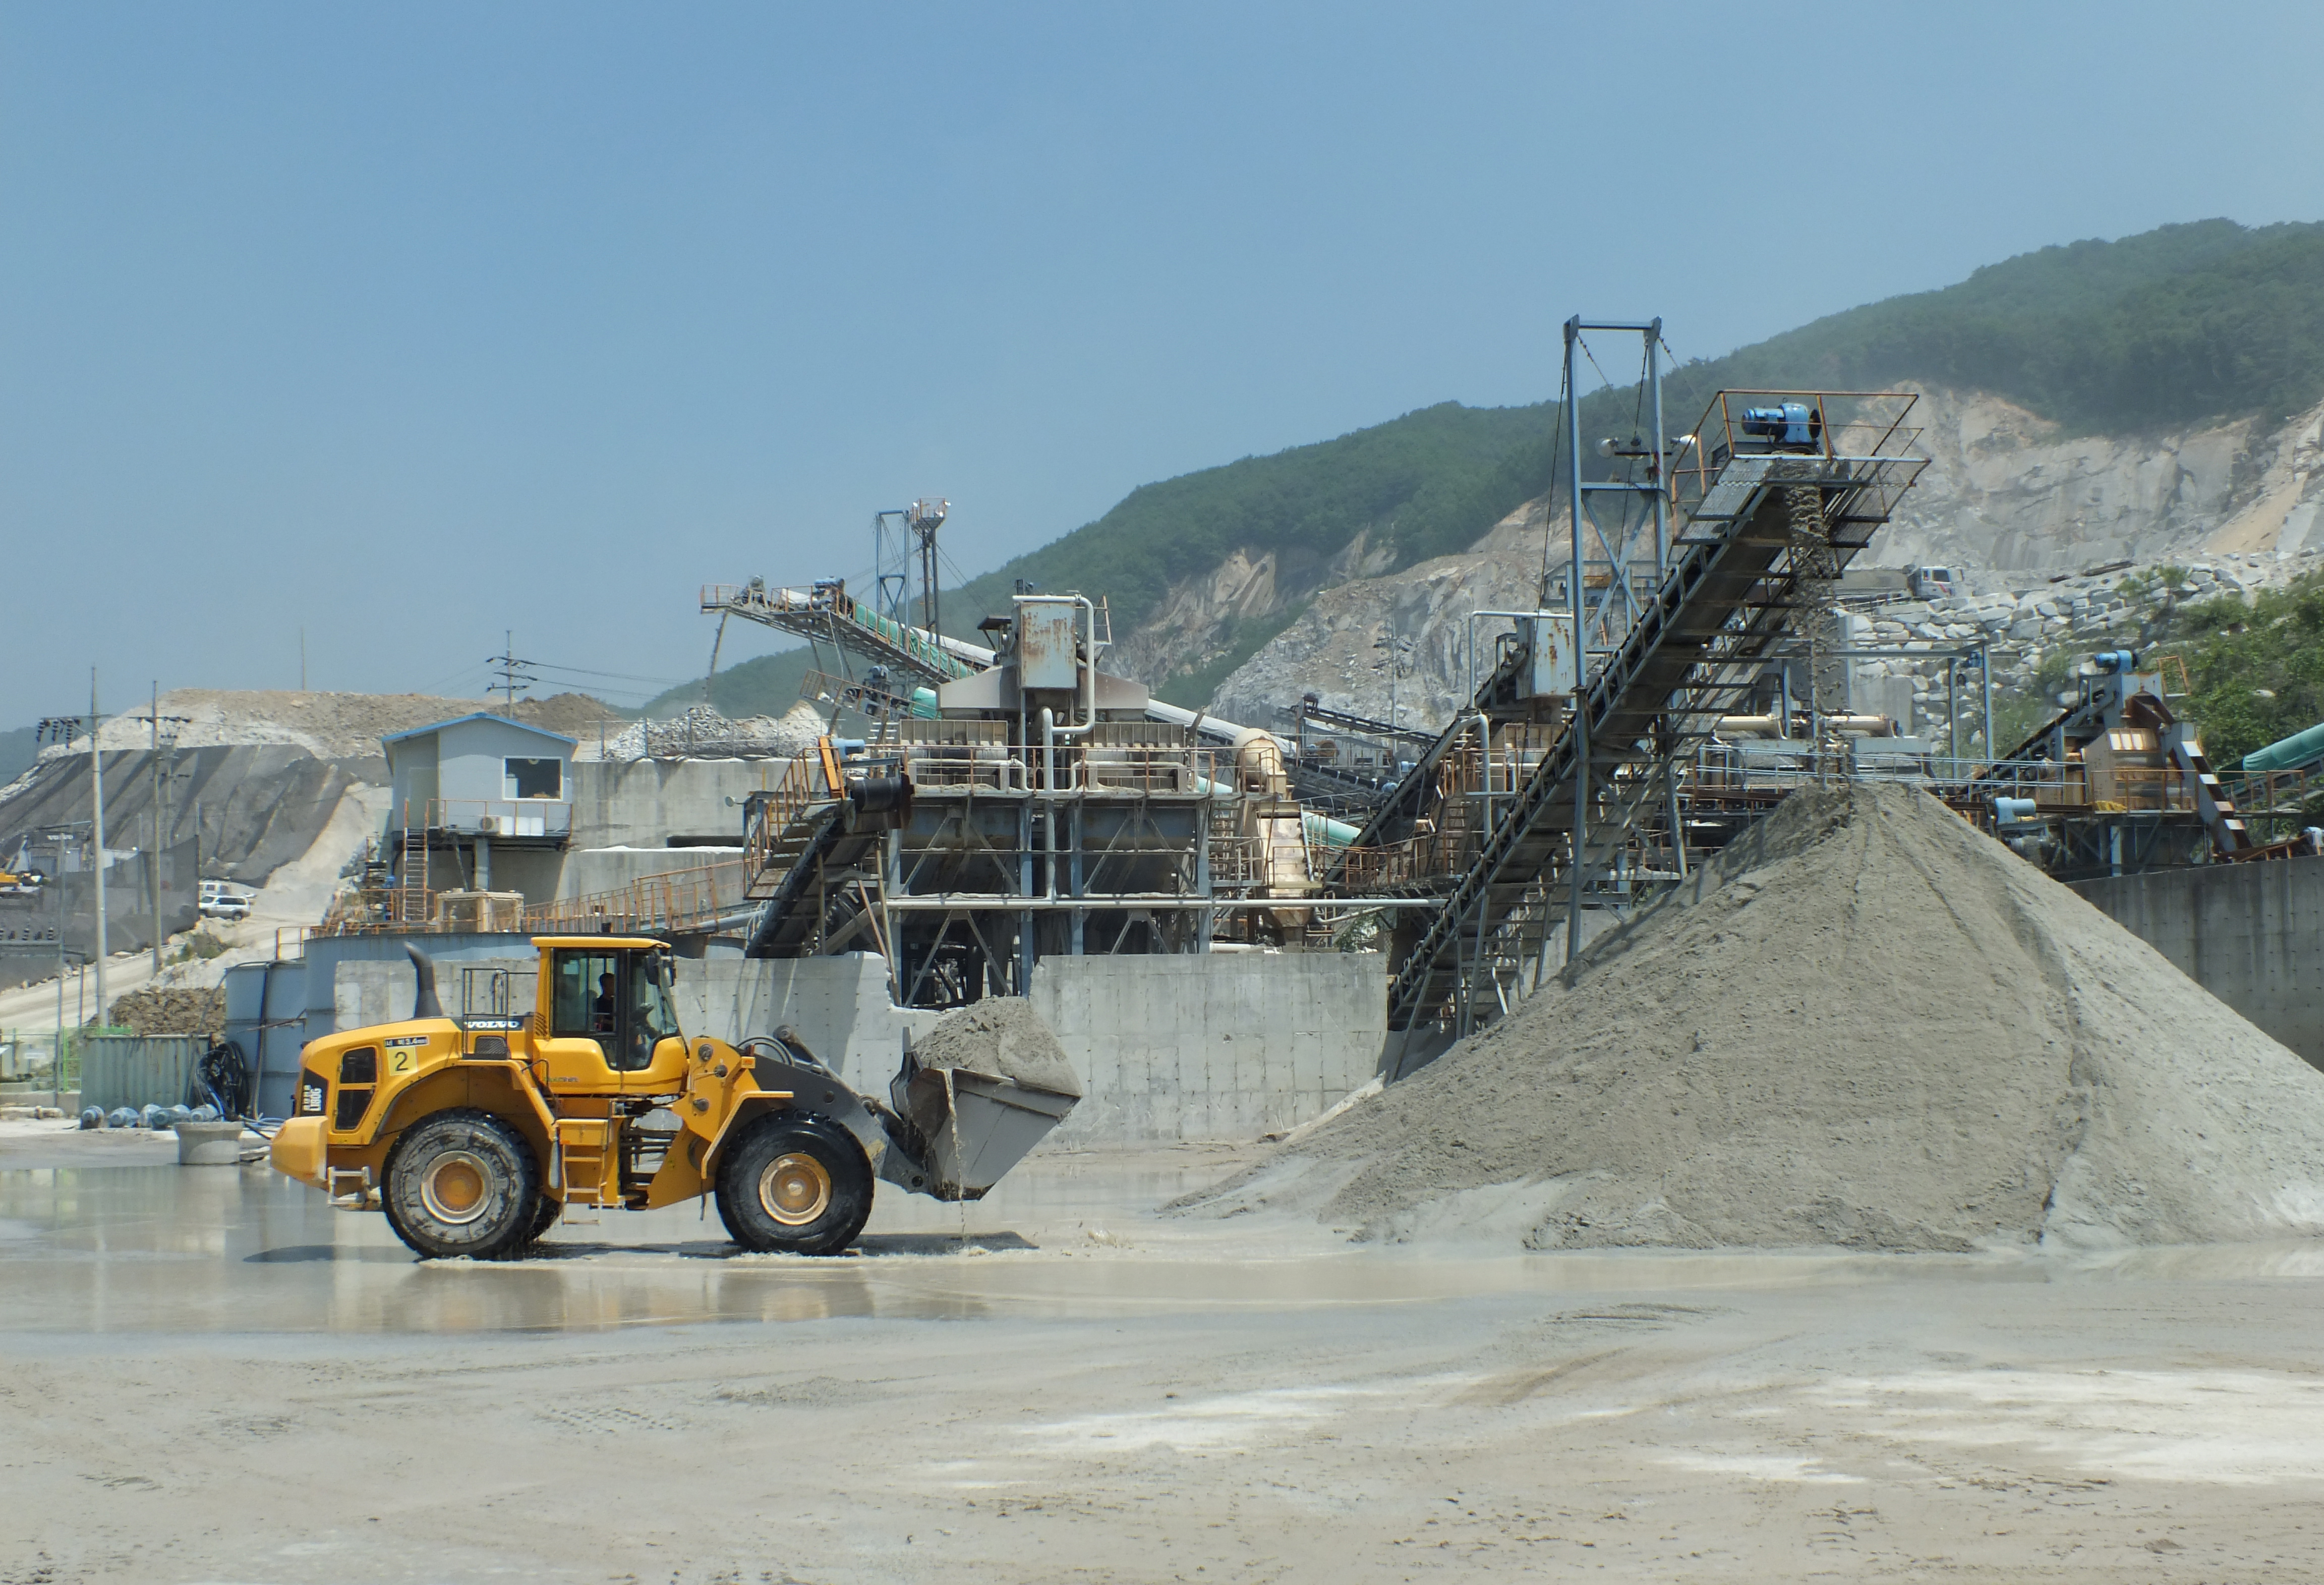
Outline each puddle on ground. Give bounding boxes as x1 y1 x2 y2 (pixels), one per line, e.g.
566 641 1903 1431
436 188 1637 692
5 1154 2322 1335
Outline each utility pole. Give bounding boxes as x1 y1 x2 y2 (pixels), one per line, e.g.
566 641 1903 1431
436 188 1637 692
89 671 107 1024
149 682 161 978
54 829 67 1108
486 631 537 711
140 685 191 979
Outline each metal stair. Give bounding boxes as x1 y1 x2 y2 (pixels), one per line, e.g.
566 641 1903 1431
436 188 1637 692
737 745 896 957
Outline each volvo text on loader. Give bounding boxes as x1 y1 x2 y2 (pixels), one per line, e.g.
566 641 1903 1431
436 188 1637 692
268 938 1078 1259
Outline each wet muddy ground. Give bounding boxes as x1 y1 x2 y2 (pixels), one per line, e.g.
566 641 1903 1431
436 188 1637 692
7 1121 2324 1581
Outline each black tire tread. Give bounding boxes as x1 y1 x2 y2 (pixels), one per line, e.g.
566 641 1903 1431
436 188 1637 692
713 1112 874 1256
382 1108 541 1261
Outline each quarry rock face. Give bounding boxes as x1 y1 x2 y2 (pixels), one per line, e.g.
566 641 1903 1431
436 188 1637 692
1871 386 2324 574
1188 387 2324 733
1208 531 1549 734
1203 784 2324 1253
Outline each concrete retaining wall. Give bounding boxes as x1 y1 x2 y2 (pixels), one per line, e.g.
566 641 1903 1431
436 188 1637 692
565 760 768 850
1030 953 1387 1145
2073 855 2324 1069
323 946 1389 1143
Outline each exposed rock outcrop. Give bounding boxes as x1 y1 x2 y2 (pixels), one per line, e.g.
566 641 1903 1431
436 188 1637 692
1205 388 2324 733
1870 386 2324 573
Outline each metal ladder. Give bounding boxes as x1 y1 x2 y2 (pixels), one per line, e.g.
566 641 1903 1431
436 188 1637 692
553 1117 612 1222
396 801 429 925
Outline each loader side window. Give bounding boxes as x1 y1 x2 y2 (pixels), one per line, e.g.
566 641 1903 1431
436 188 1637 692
551 951 625 1039
548 949 673 1072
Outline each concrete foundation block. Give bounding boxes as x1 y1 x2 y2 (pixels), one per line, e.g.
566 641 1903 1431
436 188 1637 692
175 1119 247 1166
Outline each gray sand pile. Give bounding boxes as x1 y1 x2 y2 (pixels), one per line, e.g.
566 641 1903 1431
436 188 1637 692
1238 783 2324 1252
911 998 1082 1098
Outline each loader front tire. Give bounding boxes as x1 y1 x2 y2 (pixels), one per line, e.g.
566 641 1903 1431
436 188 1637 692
382 1110 540 1260
715 1113 873 1256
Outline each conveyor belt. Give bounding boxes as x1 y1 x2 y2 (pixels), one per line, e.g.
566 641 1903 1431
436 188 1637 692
1381 445 1925 1033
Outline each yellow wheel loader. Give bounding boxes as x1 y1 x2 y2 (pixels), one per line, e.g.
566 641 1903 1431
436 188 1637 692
268 938 1079 1260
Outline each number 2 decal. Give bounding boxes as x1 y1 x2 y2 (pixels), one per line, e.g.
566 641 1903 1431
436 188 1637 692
391 1050 413 1073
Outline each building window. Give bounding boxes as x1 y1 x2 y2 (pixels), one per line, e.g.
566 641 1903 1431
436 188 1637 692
505 758 561 799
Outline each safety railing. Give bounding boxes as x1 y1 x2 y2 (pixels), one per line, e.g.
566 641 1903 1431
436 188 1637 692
525 860 751 937
742 753 844 880
1685 745 2200 812
886 738 1227 796
1665 390 1924 518
2222 763 2324 816
896 741 1027 795
394 798 572 839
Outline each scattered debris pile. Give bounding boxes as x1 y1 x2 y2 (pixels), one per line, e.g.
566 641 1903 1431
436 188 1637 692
1218 783 2324 1252
107 987 227 1039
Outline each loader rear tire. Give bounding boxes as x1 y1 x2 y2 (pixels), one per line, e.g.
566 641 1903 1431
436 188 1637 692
382 1110 540 1260
715 1113 873 1256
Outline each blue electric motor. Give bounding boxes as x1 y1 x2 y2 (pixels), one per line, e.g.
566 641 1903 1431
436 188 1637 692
1738 401 1822 451
2092 649 2138 674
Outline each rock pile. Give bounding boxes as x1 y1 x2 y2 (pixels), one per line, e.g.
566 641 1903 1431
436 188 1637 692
106 987 226 1038
1846 555 2294 741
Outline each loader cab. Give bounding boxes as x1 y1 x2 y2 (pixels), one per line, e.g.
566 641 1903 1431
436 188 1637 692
534 938 687 1094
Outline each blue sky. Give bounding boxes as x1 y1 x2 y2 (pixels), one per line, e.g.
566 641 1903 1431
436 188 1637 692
7 3 2324 715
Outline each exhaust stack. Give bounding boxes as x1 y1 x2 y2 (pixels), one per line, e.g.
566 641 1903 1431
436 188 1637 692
405 942 446 1022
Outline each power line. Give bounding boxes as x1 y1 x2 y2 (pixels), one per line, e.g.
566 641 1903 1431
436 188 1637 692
485 631 538 711
529 661 691 687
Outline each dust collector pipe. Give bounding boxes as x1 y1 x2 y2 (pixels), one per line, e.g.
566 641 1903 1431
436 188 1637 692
1043 596 1102 780
1040 706 1058 901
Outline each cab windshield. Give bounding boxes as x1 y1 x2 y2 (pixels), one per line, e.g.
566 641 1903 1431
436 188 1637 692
633 950 680 1049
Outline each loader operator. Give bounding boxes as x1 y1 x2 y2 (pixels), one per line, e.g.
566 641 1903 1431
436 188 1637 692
592 973 618 1033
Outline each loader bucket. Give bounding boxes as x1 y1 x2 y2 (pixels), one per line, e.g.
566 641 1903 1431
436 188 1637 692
883 998 1081 1201
892 1065 1077 1200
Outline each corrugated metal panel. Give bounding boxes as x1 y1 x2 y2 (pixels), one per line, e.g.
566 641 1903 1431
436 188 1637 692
223 960 309 1119
80 1035 208 1111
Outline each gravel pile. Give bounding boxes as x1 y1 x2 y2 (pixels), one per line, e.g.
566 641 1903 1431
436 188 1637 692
1244 783 2324 1252
910 997 1082 1099
106 987 226 1038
